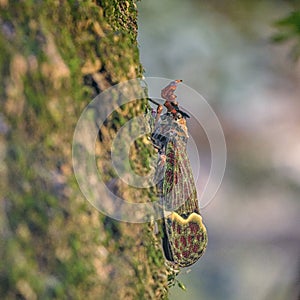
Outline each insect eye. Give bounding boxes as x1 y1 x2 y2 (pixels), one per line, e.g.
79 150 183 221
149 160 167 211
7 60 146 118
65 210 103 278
175 112 182 120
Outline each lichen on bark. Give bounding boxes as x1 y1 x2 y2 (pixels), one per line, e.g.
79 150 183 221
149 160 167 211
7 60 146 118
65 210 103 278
0 1 169 299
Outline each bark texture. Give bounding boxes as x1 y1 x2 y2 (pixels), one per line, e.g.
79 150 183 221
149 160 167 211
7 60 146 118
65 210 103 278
0 1 168 299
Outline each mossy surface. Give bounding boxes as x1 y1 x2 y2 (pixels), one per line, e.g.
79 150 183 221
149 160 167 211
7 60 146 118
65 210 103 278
0 1 168 299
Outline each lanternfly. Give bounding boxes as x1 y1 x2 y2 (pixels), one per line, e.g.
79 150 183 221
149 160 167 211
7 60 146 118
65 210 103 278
148 80 208 267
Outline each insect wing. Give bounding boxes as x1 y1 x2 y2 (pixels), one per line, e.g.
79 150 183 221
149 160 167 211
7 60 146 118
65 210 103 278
163 138 195 211
162 134 208 267
164 212 208 267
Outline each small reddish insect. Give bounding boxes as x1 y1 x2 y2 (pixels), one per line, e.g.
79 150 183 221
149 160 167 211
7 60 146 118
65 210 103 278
149 80 208 267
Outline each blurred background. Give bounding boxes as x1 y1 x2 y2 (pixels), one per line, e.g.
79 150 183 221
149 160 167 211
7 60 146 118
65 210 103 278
137 0 300 299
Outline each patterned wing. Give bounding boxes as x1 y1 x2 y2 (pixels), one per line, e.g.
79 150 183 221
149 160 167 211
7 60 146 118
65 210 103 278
165 212 207 267
162 135 208 267
163 138 195 211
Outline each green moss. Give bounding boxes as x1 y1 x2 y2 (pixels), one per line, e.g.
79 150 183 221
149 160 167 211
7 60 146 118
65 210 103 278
1 0 168 299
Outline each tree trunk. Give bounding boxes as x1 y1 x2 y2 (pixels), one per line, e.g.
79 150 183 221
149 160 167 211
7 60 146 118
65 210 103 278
0 1 169 299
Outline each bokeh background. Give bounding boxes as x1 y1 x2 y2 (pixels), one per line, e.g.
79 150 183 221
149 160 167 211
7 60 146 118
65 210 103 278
137 1 300 299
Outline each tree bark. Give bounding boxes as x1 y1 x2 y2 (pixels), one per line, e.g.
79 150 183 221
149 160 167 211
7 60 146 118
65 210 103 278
0 1 168 299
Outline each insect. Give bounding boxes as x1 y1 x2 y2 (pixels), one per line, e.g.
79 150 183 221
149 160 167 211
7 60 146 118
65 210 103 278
149 80 208 268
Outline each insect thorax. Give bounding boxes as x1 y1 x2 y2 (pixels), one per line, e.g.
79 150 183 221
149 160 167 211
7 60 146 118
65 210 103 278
151 113 188 152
